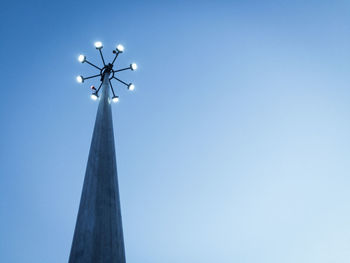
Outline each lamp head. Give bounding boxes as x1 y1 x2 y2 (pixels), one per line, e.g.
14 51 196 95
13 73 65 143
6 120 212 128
76 75 84 83
78 54 86 63
116 44 124 53
91 92 98 100
128 83 135 91
94 41 103 49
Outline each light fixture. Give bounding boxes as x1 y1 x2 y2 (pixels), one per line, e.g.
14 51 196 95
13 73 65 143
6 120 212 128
78 54 86 63
76 75 84 83
128 83 135 91
116 44 124 53
91 93 98 100
94 41 103 49
77 42 137 103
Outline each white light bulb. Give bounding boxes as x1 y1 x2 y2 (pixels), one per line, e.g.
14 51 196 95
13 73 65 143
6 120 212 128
91 93 98 100
131 63 138 70
116 44 124 52
128 84 135 91
78 54 85 63
76 76 83 83
112 96 119 103
94 41 103 49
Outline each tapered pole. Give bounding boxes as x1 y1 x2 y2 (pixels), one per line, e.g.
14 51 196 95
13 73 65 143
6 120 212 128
69 72 126 263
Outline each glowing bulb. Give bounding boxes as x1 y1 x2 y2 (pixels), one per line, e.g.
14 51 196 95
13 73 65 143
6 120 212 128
130 63 138 71
76 75 83 83
128 84 135 91
91 93 98 100
112 96 119 103
116 44 124 52
94 41 103 49
78 54 85 63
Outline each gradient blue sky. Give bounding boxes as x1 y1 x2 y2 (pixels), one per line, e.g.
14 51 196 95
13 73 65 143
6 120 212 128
1 0 350 262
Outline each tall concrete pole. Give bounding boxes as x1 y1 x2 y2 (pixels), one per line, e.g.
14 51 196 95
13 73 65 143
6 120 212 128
69 72 126 263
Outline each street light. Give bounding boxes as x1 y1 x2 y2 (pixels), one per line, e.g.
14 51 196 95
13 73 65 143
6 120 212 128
94 41 103 49
78 55 86 63
116 44 124 53
128 84 135 91
77 42 138 102
91 92 98 100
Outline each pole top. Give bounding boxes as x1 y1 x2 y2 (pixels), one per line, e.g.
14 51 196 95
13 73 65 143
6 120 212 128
76 42 138 103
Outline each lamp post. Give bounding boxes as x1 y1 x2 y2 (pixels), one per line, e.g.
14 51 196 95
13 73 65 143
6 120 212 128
69 42 137 263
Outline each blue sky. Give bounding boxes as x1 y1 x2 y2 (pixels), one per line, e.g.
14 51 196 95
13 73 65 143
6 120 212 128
1 0 350 262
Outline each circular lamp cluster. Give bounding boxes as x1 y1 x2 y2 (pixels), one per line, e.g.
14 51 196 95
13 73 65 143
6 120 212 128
76 41 138 102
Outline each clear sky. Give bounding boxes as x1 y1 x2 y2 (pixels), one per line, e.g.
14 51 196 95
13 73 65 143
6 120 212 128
1 0 350 262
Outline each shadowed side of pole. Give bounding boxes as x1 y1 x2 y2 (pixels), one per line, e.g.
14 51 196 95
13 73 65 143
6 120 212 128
69 72 126 263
